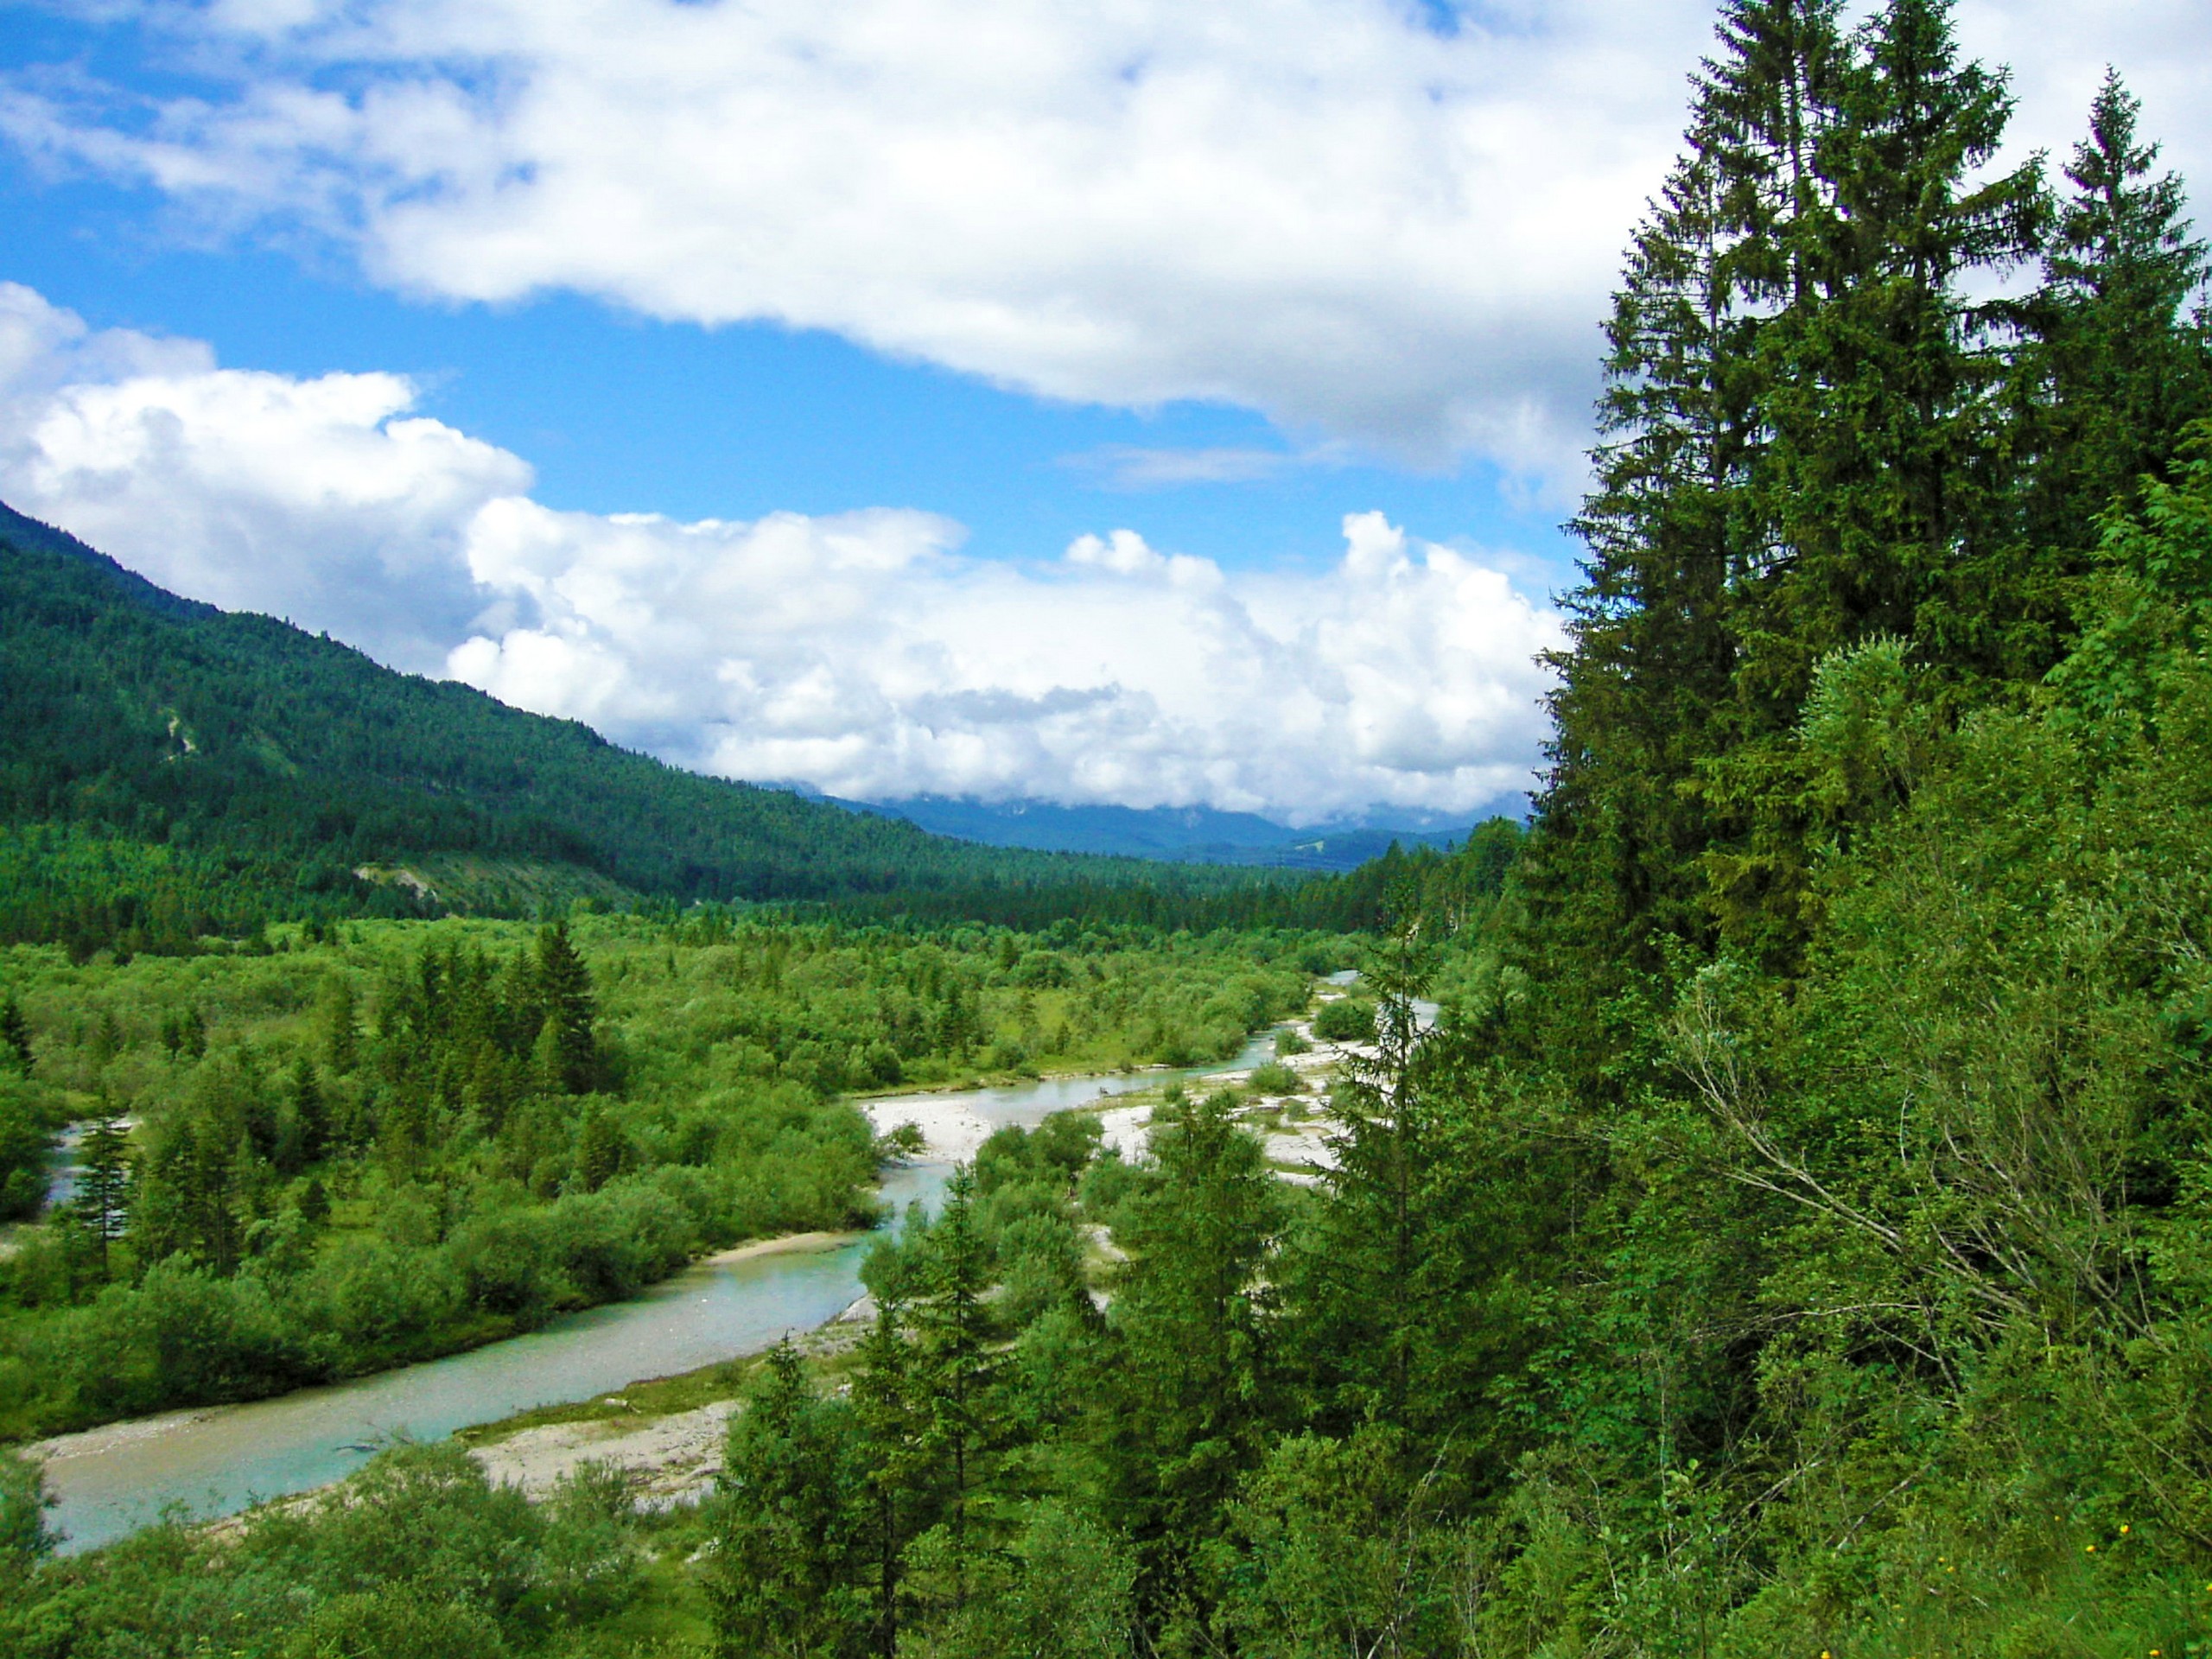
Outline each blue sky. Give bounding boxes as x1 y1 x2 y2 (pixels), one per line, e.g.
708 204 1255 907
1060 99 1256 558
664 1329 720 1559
2 0 2203 823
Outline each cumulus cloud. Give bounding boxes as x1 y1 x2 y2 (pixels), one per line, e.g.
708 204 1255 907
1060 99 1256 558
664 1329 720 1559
449 503 1558 820
0 283 529 671
0 0 1713 491
6 3 2208 493
0 285 1559 821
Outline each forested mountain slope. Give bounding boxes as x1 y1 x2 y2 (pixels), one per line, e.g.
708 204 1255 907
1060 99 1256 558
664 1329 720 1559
0 505 1345 946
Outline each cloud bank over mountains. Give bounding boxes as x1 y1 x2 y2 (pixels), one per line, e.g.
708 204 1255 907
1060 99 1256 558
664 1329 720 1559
0 283 1560 823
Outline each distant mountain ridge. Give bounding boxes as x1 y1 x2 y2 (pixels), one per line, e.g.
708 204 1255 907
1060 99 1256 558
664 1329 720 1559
842 795 1483 870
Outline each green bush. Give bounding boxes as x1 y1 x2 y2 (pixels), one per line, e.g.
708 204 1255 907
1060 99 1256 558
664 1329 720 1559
1310 999 1376 1043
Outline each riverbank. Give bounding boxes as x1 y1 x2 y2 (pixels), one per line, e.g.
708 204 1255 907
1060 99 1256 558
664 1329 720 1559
28 1023 1313 1551
450 1009 1370 1511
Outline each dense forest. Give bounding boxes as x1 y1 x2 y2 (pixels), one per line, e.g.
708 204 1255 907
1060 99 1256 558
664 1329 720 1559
7 0 2212 1654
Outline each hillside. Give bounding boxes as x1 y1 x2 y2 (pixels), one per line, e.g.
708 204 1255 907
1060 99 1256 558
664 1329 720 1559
0 504 1330 948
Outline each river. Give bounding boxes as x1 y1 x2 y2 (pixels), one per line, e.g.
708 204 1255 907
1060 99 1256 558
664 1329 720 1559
37 1033 1281 1554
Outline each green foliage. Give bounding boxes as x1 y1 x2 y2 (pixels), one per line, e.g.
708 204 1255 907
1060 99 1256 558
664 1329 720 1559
709 1341 869 1659
0 1452 55 1580
0 1075 54 1222
0 910 1324 1439
0 1439 663 1658
1309 999 1376 1044
1538 0 2211 1006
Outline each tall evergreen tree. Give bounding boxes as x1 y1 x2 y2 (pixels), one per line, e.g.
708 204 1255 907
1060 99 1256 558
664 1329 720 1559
280 1056 326 1173
0 995 29 1072
850 1292 927 1658
910 1166 1002 1611
1709 0 2044 959
532 922 597 1095
1540 0 2051 988
1103 1088 1284 1629
709 1339 868 1659
1293 923 1437 1426
1539 0 1847 994
73 1113 131 1281
2022 70 2212 579
1745 0 2042 686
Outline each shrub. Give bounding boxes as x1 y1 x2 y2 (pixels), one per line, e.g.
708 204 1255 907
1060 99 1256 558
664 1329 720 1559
1311 999 1377 1044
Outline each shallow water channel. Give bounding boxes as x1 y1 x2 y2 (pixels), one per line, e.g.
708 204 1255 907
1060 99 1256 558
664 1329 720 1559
40 1036 1277 1553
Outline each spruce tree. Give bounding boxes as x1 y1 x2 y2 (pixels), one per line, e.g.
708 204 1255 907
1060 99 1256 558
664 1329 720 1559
1542 0 2051 985
910 1166 1001 1611
1746 0 2043 692
571 1105 625 1193
0 996 29 1074
282 1056 326 1173
1104 1088 1284 1626
851 1292 927 1657
1294 925 1436 1426
74 1114 131 1281
1694 0 2045 960
533 923 597 1094
1539 0 1847 995
2023 71 2212 578
709 1339 868 1659
179 1005 207 1061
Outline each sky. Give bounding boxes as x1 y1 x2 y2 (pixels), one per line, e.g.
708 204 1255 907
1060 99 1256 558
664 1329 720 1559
2 1 2208 826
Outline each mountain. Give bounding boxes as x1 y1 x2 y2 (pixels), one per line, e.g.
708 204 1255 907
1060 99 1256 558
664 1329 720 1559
0 503 1332 948
846 796 1475 870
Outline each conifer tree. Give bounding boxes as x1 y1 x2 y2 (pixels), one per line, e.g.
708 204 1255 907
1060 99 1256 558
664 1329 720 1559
2023 71 2212 577
281 1056 326 1173
0 995 30 1072
709 1339 868 1659
850 1292 927 1657
74 1113 131 1281
1297 924 1436 1425
533 923 597 1094
1104 1088 1284 1625
1747 0 2043 691
176 1005 207 1062
571 1105 625 1193
1541 0 2053 984
1540 0 1847 987
911 1166 1001 1609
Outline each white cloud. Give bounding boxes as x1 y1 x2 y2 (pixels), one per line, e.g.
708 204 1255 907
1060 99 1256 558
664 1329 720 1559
6 5 2209 493
1064 445 1304 490
0 283 530 671
0 0 1714 492
0 284 1559 821
449 502 1560 820
7 3 2208 494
